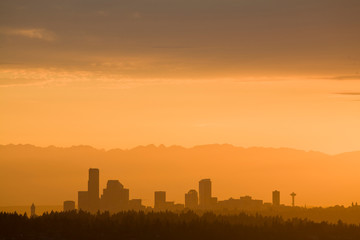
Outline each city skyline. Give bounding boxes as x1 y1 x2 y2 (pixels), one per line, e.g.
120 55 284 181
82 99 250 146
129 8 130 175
70 168 306 211
71 168 295 213
2 143 360 208
21 167 357 220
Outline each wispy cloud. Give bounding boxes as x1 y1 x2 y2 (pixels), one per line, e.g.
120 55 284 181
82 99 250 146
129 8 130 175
336 92 360 96
328 75 360 81
0 68 178 88
1 28 56 41
334 92 360 102
0 68 92 88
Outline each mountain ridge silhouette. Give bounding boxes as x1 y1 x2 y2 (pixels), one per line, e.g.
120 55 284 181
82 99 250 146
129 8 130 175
1 143 359 207
0 143 335 154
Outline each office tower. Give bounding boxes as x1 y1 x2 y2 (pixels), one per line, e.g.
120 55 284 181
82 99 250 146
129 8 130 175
122 188 130 208
101 180 129 212
128 199 144 211
272 190 280 206
30 203 35 218
239 196 263 209
78 191 89 211
88 168 100 212
63 201 76 211
199 179 212 209
154 191 166 210
210 197 218 207
185 189 198 209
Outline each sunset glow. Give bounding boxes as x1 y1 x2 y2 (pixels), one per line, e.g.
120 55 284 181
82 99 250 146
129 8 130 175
2 2 360 237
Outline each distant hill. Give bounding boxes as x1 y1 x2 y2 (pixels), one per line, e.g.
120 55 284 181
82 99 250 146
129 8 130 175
1 144 360 207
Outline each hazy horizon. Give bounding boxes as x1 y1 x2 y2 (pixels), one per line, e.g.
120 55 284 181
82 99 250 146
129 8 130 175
2 143 360 208
2 78 360 155
2 142 360 155
2 3 360 237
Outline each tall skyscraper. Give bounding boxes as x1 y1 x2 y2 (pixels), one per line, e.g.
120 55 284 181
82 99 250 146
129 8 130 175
88 168 100 212
199 179 212 209
272 190 280 206
185 189 198 209
154 191 166 210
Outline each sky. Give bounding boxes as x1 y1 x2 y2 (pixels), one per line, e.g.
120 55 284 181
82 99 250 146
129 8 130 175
1 0 360 154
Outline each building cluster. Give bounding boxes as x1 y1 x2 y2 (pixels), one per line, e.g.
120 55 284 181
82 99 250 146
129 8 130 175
75 168 145 213
59 168 293 213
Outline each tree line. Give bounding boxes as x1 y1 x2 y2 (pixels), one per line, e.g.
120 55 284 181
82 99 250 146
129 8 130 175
1 210 360 240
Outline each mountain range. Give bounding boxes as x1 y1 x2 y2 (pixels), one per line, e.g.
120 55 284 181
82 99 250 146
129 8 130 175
1 144 360 207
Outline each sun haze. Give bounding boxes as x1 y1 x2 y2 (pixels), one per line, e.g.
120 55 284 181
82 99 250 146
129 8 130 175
1 0 360 210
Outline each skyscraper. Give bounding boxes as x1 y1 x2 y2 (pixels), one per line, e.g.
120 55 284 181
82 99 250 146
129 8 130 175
30 203 35 218
88 168 100 212
154 191 166 210
128 199 145 211
63 200 76 211
78 168 100 212
78 191 88 211
185 189 198 209
199 179 212 209
101 180 129 212
122 188 130 207
272 190 280 206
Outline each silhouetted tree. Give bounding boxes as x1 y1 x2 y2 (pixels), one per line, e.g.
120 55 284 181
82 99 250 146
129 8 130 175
1 210 360 239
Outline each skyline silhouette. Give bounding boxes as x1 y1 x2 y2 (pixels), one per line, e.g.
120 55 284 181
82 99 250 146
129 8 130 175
75 168 290 213
2 143 360 208
11 167 360 225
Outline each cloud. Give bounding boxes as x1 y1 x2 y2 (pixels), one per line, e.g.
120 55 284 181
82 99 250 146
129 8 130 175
2 28 56 41
0 68 91 87
329 75 360 81
0 0 359 78
336 92 360 96
0 67 179 88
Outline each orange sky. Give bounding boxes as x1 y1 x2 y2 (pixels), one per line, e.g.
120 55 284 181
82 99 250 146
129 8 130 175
1 0 360 152
1 77 360 154
1 0 360 207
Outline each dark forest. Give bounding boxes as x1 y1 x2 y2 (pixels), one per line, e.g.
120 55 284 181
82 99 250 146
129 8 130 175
1 211 360 240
